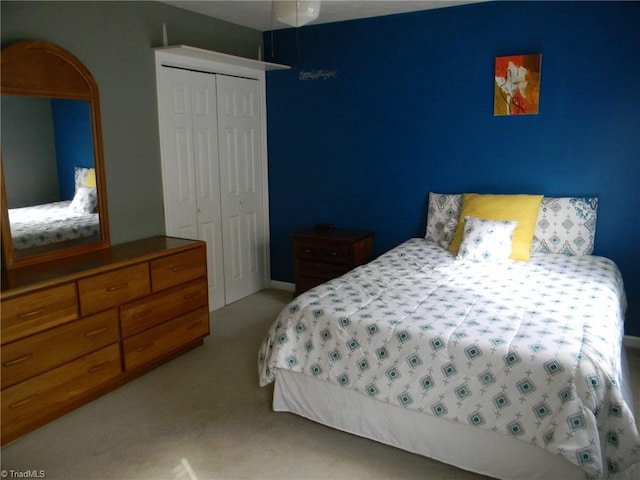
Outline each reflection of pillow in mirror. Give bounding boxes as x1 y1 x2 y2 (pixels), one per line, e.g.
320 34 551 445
70 186 97 213
84 168 96 188
74 167 95 192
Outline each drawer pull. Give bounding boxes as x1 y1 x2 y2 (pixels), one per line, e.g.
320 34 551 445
183 292 200 300
84 326 108 337
17 308 46 319
187 320 203 330
134 342 155 352
88 361 111 373
3 353 34 367
329 251 338 256
304 248 312 254
9 394 39 409
170 265 187 272
132 309 152 320
106 283 128 292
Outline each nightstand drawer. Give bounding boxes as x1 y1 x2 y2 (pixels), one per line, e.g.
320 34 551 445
1 283 78 345
292 228 374 296
294 243 323 261
120 278 208 338
1 309 119 389
320 244 351 263
78 263 150 316
298 260 352 279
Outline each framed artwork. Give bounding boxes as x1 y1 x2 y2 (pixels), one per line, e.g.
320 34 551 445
494 53 541 116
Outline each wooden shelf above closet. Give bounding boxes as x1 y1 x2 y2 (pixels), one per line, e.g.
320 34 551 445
153 45 290 71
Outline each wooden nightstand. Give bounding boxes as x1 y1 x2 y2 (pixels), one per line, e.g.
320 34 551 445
291 228 374 296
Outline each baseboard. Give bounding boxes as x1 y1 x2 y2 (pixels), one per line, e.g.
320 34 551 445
269 280 295 292
624 335 640 349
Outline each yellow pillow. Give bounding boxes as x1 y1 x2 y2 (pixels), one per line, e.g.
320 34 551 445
84 168 96 188
449 193 543 261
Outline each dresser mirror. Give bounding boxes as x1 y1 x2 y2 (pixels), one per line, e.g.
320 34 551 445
1 40 110 270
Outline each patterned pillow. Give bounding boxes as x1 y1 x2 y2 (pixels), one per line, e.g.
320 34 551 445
457 216 517 262
425 192 462 249
531 197 598 255
69 186 98 214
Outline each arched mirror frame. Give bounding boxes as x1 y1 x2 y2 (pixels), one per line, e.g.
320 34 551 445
1 40 110 270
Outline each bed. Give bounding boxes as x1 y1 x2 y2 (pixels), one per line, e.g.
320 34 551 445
8 166 100 250
258 193 640 480
9 198 99 250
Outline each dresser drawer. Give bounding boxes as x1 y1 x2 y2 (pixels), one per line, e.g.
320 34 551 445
150 247 206 292
1 283 78 345
1 344 121 443
78 263 150 316
120 279 208 338
123 307 209 371
1 309 119 390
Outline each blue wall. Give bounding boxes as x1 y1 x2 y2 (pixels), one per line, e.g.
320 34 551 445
264 1 640 336
51 99 94 200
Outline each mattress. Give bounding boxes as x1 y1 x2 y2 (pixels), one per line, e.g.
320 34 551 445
8 200 100 250
259 238 640 479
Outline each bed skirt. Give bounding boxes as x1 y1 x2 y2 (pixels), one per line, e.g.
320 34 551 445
273 366 636 480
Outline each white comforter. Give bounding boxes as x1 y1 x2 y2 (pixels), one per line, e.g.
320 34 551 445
259 238 640 479
9 201 99 250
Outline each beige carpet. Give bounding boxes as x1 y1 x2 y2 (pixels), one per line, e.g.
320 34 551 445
1 289 639 480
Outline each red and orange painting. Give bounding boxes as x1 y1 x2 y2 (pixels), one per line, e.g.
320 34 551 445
494 54 541 116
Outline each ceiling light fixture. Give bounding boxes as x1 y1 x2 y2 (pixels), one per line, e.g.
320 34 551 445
273 0 321 27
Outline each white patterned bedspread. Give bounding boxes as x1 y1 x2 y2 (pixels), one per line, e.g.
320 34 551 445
259 238 640 479
9 201 99 250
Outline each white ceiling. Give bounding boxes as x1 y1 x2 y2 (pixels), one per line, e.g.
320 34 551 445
162 1 484 31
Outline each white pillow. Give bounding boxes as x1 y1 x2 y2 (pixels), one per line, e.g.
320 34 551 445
457 216 517 262
70 186 98 214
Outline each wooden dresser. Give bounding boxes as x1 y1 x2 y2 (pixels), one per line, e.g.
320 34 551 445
0 236 210 445
291 228 374 296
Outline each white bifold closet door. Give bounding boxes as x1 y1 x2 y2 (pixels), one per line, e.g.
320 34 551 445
216 74 266 304
158 67 265 310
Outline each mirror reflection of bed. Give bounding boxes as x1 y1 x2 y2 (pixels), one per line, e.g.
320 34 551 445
2 95 100 258
1 40 110 270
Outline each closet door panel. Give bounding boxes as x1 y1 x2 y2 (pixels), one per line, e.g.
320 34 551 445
217 75 265 304
159 68 198 238
158 67 225 310
189 71 225 310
